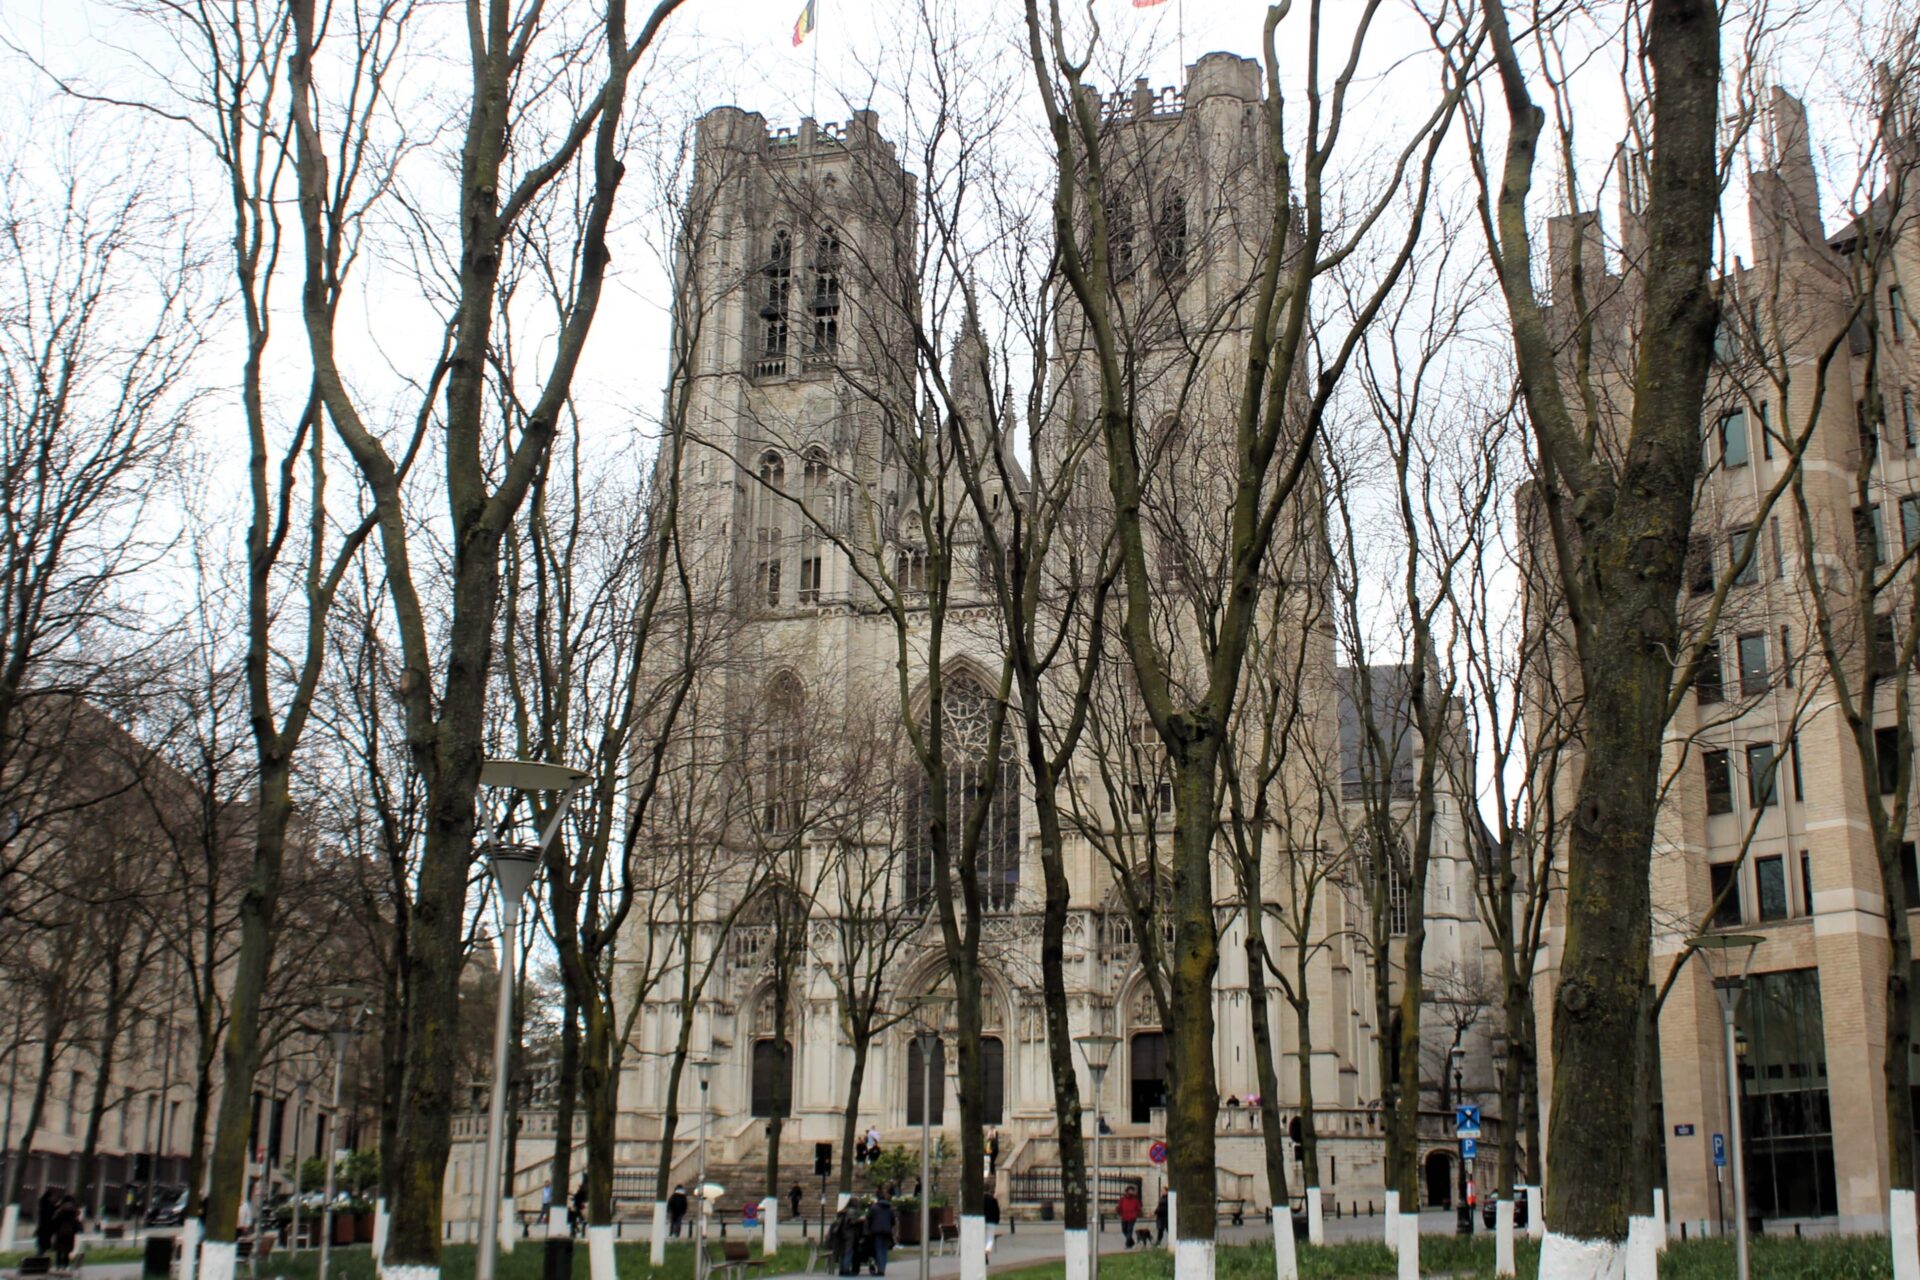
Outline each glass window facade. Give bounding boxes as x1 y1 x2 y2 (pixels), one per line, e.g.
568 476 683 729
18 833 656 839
1736 968 1837 1219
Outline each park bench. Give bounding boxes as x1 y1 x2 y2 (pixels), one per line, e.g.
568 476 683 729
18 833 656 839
705 1239 764 1278
8 1254 53 1280
1216 1199 1246 1226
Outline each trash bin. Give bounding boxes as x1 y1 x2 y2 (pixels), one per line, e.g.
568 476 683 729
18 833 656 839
144 1235 175 1278
542 1235 574 1280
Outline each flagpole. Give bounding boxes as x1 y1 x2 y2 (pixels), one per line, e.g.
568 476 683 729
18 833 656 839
809 0 819 124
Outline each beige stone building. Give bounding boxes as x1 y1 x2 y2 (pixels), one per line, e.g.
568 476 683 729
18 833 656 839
1528 88 1920 1238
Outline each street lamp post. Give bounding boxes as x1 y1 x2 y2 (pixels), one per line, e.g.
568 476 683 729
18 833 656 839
1074 1035 1118 1280
904 993 954 1280
474 760 588 1280
1450 1047 1471 1236
1686 933 1763 1280
319 1027 350 1280
693 1057 716 1280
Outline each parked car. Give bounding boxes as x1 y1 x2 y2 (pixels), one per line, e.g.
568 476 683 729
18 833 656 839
1481 1187 1529 1231
147 1186 190 1226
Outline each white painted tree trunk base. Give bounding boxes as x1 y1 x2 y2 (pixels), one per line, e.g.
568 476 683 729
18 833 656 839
498 1198 517 1254
1523 1188 1543 1241
179 1220 202 1280
1652 1190 1668 1253
1395 1214 1419 1280
1382 1191 1399 1253
1164 1192 1177 1253
836 1192 852 1211
384 1266 441 1280
959 1214 987 1280
0 1203 17 1251
1624 1215 1658 1280
1539 1232 1623 1280
373 1200 389 1268
587 1225 615 1280
1270 1208 1298 1280
1173 1237 1214 1280
1890 1188 1919 1280
198 1239 236 1280
649 1202 669 1264
1063 1228 1090 1280
1305 1189 1323 1247
1495 1200 1516 1277
762 1200 779 1256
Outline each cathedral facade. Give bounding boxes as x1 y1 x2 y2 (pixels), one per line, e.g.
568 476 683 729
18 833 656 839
596 54 1504 1223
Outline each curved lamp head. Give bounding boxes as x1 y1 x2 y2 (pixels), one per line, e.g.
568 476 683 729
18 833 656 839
492 843 541 903
1685 932 1764 982
1075 1033 1120 1075
698 1183 725 1203
693 1056 716 1089
482 759 591 793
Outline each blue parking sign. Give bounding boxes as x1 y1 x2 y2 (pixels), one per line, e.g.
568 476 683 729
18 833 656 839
1461 1137 1478 1161
1712 1133 1726 1167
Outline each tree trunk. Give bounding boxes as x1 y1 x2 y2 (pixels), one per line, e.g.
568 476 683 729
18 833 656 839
0 1022 57 1206
652 1031 692 1201
1167 747 1221 1248
384 729 489 1268
763 969 792 1200
76 980 126 1213
1291 993 1319 1192
837 1031 868 1197
1031 781 1087 1232
1243 918 1289 1210
549 983 580 1216
1391 898 1427 1205
187 1033 216 1222
204 770 296 1243
1878 829 1916 1195
583 998 615 1223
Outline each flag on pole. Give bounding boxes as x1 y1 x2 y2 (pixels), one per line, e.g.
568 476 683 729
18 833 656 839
792 0 816 46
1132 0 1171 7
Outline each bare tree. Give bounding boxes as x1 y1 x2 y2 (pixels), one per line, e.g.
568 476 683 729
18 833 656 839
1019 8 1471 1268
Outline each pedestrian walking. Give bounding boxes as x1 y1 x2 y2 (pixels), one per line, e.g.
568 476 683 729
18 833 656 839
1153 1189 1168 1245
667 1184 689 1238
571 1180 588 1237
865 1193 896 1276
789 1184 803 1223
52 1196 80 1268
1117 1185 1142 1248
982 1191 999 1255
34 1189 56 1256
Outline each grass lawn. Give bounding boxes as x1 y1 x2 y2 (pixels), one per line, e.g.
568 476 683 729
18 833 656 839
248 1241 817 1280
0 1247 149 1267
987 1233 1896 1279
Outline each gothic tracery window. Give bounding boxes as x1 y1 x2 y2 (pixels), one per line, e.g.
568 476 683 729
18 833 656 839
763 230 792 360
905 674 1021 912
810 232 842 360
763 673 805 833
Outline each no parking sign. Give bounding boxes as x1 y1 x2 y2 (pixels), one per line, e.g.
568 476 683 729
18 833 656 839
1148 1141 1168 1165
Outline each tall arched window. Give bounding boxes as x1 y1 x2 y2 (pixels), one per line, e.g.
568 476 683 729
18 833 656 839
905 675 1021 911
1156 193 1187 279
810 233 842 360
764 673 805 833
762 230 792 360
1129 1031 1169 1124
756 452 786 607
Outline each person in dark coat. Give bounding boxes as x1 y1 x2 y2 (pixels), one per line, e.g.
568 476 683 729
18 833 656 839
571 1180 588 1237
52 1195 81 1267
864 1195 896 1276
667 1184 689 1237
788 1184 803 1222
34 1190 56 1255
982 1191 1000 1255
1153 1189 1168 1244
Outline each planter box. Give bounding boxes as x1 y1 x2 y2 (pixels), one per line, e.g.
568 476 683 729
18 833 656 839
354 1213 375 1244
333 1215 357 1246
